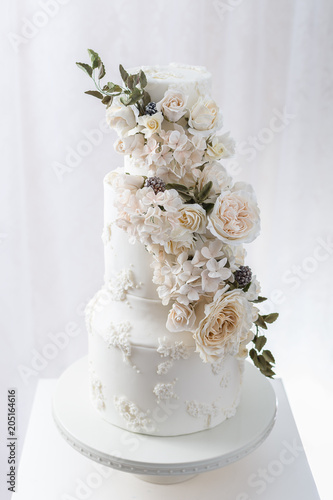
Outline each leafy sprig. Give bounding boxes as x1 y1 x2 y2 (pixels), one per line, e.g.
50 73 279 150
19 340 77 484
76 50 151 113
249 313 279 378
165 180 215 213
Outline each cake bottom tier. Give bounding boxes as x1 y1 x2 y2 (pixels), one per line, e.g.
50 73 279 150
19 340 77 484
89 329 244 436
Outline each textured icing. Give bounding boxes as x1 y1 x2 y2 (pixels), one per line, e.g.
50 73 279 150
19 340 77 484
128 63 212 106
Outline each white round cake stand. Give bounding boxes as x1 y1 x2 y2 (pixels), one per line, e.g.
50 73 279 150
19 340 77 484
53 357 277 485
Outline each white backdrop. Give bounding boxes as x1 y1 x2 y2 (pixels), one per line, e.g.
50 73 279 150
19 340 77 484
1 0 332 498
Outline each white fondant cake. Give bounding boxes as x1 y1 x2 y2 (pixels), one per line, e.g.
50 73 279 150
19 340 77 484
80 59 275 436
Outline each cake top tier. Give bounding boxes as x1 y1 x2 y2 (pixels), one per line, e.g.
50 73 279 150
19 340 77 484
129 63 212 105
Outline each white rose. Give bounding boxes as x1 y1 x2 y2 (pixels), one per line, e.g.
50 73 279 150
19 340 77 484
157 90 188 122
208 182 260 245
205 132 235 160
178 204 206 233
188 97 222 134
114 134 145 156
193 289 256 363
108 171 144 193
137 112 163 138
106 101 137 137
166 301 196 332
197 162 232 196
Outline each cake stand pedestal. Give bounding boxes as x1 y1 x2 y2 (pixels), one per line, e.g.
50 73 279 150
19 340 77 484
53 357 277 485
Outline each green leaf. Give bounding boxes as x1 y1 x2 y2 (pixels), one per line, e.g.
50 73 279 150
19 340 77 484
119 64 129 84
254 315 267 330
166 183 189 193
87 49 101 70
254 335 267 352
139 70 147 88
120 95 131 106
84 90 103 99
202 203 215 214
252 296 267 303
107 82 122 93
262 349 275 363
142 89 151 108
126 75 135 90
102 95 112 106
257 354 269 370
76 62 92 78
197 181 213 202
125 87 143 106
242 282 251 292
262 313 279 324
98 61 105 79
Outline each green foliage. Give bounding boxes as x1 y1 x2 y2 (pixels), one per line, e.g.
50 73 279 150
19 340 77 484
76 50 151 112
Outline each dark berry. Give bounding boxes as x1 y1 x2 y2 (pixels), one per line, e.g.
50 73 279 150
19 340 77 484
234 266 252 287
145 102 157 115
144 176 166 194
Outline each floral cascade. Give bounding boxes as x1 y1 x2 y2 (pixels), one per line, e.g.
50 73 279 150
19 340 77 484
77 50 278 378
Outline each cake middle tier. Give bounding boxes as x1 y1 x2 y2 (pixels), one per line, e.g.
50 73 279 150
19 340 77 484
103 170 159 300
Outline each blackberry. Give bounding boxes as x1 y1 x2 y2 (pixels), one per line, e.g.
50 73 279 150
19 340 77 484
145 102 158 115
234 266 252 287
144 176 166 194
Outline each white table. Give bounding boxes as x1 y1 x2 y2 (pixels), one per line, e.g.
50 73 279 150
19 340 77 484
12 378 320 500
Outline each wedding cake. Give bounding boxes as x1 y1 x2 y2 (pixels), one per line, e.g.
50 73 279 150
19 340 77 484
77 51 277 437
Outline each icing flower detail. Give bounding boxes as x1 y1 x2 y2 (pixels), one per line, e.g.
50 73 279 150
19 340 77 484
166 301 196 332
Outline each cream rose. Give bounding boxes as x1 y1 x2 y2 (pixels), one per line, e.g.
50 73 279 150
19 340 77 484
114 134 145 156
197 162 232 196
106 101 137 137
108 171 144 193
205 133 235 160
137 111 163 138
178 204 206 234
208 183 260 245
194 289 256 363
188 97 222 134
157 90 188 122
166 301 196 332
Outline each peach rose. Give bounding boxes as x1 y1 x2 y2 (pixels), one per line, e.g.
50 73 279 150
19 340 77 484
178 204 206 234
208 182 260 245
194 289 256 363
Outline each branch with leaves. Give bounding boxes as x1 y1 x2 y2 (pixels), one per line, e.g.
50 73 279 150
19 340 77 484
76 49 151 114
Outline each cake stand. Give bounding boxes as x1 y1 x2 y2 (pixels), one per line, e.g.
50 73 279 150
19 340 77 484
53 357 277 484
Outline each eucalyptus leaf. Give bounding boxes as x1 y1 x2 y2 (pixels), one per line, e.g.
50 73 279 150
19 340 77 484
252 296 267 303
98 61 106 80
198 181 213 201
119 64 129 85
262 349 275 363
76 62 92 78
242 282 251 292
166 183 189 192
254 315 267 330
262 312 279 324
87 49 100 70
202 203 215 214
126 87 143 105
107 82 122 93
102 95 112 106
84 90 103 99
254 335 267 352
142 90 151 108
127 75 135 90
139 70 147 88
